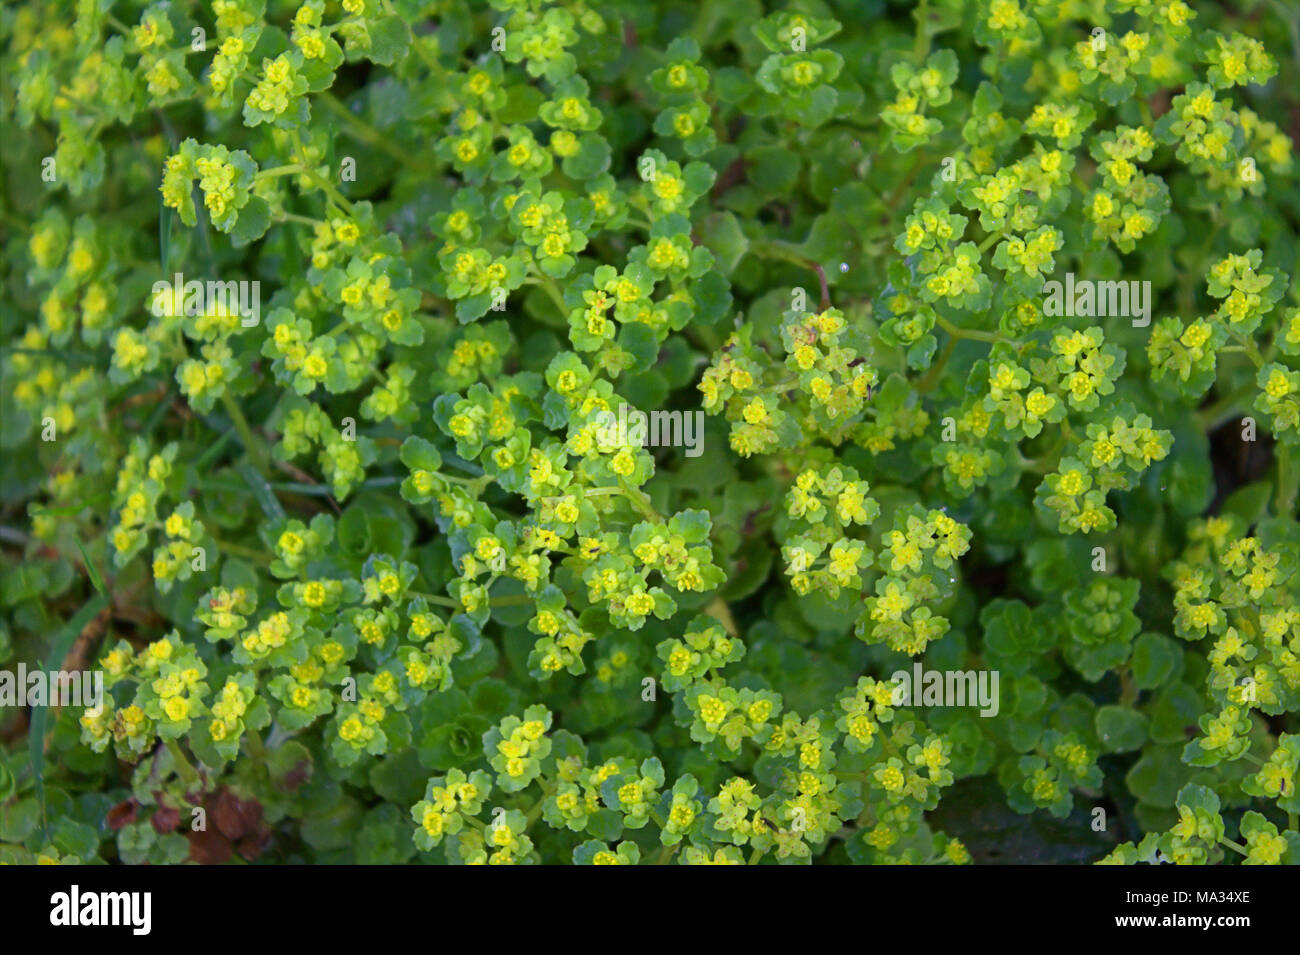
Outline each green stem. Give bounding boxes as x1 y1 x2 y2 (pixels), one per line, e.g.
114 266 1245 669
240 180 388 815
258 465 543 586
1119 666 1138 706
164 739 202 792
885 157 926 213
1219 837 1248 857
916 335 957 394
220 392 271 475
977 228 1006 254
761 375 800 394
209 538 273 564
913 0 931 62
1227 329 1265 369
528 264 568 315
316 92 422 169
409 590 533 609
244 729 268 761
935 315 1003 344
276 212 326 227
704 596 739 638
749 240 829 309
442 472 495 493
380 0 442 73
525 798 547 828
193 429 236 471
256 163 303 180
290 129 355 216
408 590 460 608
1275 444 1298 516
523 782 555 829
618 480 662 522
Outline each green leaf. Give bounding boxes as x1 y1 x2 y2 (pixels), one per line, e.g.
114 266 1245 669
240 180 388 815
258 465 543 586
367 17 411 67
499 84 545 124
1130 633 1180 690
690 271 732 326
1095 705 1148 753
695 211 749 276
746 145 800 199
230 196 272 247
399 436 443 472
562 134 611 180
1220 480 1273 526
0 798 39 843
617 322 659 373
1175 782 1220 815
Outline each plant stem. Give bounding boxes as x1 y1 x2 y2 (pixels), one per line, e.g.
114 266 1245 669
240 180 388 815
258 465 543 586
244 730 268 761
1227 329 1265 369
1119 666 1138 706
977 228 1005 254
749 240 830 309
409 590 460 608
165 739 202 792
618 480 662 522
220 391 270 475
916 335 957 394
256 163 302 180
1219 837 1248 857
290 129 355 216
1276 444 1298 516
705 596 739 638
528 264 568 315
316 92 422 169
276 211 326 227
209 538 273 564
1195 383 1256 432
913 0 931 62
936 315 1002 344
761 375 800 394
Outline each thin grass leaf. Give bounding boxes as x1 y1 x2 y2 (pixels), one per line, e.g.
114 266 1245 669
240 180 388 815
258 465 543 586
238 461 287 522
73 538 108 597
160 205 172 274
28 594 108 839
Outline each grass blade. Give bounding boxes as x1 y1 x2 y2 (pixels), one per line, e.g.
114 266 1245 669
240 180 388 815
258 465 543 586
28 594 108 838
73 538 107 597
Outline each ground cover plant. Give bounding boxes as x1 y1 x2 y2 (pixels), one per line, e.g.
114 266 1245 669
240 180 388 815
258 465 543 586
1 0 1299 866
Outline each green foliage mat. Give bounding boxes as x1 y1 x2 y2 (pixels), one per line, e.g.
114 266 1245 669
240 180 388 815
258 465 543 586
1 0 1299 865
